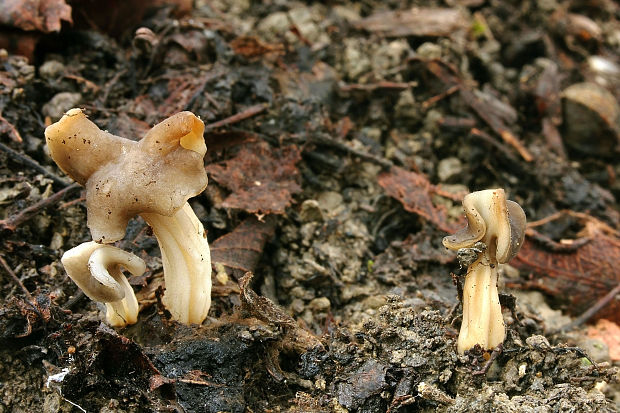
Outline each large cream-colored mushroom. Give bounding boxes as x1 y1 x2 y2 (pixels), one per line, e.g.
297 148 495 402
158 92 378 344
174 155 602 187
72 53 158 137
443 189 526 354
46 109 212 325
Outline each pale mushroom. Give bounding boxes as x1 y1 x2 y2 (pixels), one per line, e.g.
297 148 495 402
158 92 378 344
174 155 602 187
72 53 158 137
46 108 212 325
443 189 526 354
62 242 145 327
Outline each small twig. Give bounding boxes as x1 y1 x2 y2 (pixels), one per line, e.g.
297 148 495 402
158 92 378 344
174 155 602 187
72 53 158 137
422 84 460 109
62 290 85 310
556 282 620 333
309 134 393 169
0 254 34 302
0 183 81 232
472 343 503 376
0 142 69 187
339 81 416 93
0 113 22 142
205 103 268 130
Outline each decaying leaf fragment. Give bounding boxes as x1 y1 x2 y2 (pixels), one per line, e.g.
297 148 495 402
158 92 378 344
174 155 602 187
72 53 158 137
206 142 302 214
377 166 462 233
211 215 277 279
239 272 323 353
0 0 72 33
512 213 620 323
354 7 467 38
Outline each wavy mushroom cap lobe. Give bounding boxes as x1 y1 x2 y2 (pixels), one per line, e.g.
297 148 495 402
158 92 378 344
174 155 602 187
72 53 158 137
45 109 208 243
443 189 525 262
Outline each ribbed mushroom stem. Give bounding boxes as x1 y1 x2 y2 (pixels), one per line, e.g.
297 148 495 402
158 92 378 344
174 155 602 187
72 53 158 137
458 254 505 354
142 203 211 324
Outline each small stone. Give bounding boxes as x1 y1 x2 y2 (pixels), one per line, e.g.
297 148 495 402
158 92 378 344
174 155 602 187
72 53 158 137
562 82 620 156
391 349 406 364
526 335 551 349
257 12 290 42
395 89 419 121
239 330 253 341
416 42 442 59
317 191 343 215
291 298 305 314
309 297 331 311
363 295 387 309
42 92 82 120
437 157 463 183
49 232 63 250
299 199 324 222
343 39 370 80
39 60 65 79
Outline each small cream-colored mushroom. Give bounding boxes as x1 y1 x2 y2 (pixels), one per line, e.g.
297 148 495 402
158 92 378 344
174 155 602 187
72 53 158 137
62 242 145 327
443 189 526 354
46 109 212 325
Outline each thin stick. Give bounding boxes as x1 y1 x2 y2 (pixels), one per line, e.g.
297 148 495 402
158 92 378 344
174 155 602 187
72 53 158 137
0 254 33 302
0 183 81 232
557 282 620 332
0 142 68 187
205 104 267 130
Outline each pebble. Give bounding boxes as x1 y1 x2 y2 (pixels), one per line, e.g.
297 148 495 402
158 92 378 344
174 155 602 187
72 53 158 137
42 92 82 120
299 199 324 222
343 38 370 80
309 297 331 311
39 60 65 79
437 157 463 183
562 82 620 156
256 12 289 42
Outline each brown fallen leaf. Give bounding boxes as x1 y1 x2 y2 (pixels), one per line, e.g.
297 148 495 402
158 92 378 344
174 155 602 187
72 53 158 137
210 215 277 280
354 7 467 38
206 141 302 214
511 213 620 323
0 0 72 33
377 166 462 233
587 319 620 361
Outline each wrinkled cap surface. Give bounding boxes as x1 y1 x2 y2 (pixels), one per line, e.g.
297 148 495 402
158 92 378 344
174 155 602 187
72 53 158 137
443 188 526 263
45 109 208 242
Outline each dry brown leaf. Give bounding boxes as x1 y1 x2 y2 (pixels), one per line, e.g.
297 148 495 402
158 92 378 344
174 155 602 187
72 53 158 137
354 7 467 37
511 216 620 323
587 319 620 361
206 142 302 214
0 0 72 33
210 215 277 280
377 166 462 233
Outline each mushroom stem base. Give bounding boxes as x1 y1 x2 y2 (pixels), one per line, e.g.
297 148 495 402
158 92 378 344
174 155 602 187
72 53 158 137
142 203 212 324
458 257 505 354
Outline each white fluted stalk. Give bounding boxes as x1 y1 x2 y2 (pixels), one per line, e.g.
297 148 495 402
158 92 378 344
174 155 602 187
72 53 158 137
142 203 211 324
458 255 504 354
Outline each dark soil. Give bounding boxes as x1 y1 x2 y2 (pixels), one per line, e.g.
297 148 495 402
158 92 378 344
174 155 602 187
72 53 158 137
0 1 619 412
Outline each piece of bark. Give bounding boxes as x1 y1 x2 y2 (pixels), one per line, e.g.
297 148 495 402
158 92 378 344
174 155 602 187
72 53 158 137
354 7 467 38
